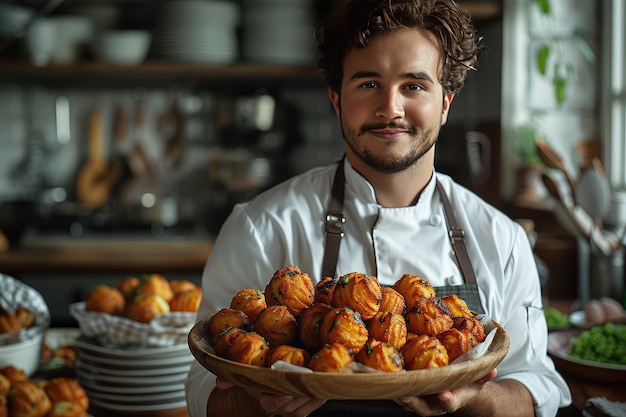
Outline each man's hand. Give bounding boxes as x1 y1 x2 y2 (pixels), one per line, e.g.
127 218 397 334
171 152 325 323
216 376 326 417
394 369 498 416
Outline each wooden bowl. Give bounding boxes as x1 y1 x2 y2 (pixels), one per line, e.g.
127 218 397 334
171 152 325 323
187 317 510 399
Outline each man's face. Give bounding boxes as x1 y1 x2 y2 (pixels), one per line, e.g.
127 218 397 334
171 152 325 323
329 27 454 173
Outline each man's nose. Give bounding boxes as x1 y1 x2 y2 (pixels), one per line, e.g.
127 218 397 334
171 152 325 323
376 89 405 119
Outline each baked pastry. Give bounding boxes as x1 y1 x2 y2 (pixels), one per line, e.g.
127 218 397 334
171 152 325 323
13 308 35 329
308 342 354 372
452 316 486 343
169 288 202 312
404 298 453 336
6 380 51 417
135 273 174 303
440 294 473 318
401 334 449 370
124 293 170 323
252 305 298 346
53 345 78 364
437 328 478 362
0 394 6 417
268 345 311 367
0 374 10 396
319 307 369 353
84 285 125 316
331 272 382 320
116 276 140 300
206 308 250 339
0 366 28 384
170 279 200 295
265 265 315 317
226 331 270 367
379 287 406 316
393 274 436 307
41 377 89 411
0 313 21 334
230 288 267 323
212 327 246 358
298 303 333 354
314 276 337 305
45 401 88 417
366 311 407 351
356 338 404 372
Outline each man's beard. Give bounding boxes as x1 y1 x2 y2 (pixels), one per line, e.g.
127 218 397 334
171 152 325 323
341 120 439 174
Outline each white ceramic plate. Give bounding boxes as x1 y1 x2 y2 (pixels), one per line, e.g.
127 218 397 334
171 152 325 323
88 397 187 412
78 377 185 395
76 367 188 386
78 349 193 368
74 337 190 359
77 359 191 377
87 389 185 404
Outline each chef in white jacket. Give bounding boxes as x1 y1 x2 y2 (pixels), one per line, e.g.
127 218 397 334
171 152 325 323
186 1 571 416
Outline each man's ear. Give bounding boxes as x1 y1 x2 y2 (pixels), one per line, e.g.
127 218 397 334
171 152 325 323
441 92 455 126
328 87 341 118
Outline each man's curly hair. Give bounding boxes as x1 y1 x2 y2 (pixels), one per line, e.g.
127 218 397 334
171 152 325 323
316 0 481 95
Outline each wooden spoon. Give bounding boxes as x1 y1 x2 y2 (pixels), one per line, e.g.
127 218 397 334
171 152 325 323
536 139 577 202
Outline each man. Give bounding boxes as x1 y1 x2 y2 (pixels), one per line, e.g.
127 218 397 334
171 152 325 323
185 0 572 416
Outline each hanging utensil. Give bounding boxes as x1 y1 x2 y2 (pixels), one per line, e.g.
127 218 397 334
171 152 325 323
576 158 612 227
542 173 588 240
536 139 577 202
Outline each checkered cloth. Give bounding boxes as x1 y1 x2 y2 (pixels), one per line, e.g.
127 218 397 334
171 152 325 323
69 302 196 348
0 274 50 346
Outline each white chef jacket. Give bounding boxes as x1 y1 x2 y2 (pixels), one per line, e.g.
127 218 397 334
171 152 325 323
185 159 571 417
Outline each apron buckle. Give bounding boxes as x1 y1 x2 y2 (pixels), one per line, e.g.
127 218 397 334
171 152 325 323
325 210 345 237
449 226 465 242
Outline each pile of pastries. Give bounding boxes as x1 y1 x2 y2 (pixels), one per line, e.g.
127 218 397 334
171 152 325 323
84 273 202 323
0 308 36 335
0 365 88 417
206 265 487 373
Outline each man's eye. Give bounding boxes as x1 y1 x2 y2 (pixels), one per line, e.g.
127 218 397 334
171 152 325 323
406 83 424 91
360 82 378 89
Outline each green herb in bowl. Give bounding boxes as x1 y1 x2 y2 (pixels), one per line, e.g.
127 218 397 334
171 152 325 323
544 307 570 329
569 323 626 365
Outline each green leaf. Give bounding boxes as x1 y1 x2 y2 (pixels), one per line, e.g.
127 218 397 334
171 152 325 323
553 76 568 106
536 45 550 75
534 0 551 15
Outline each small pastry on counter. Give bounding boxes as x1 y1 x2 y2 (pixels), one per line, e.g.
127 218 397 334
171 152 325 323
265 265 315 318
252 305 298 347
45 401 88 417
401 334 449 370
206 308 250 339
298 303 333 354
268 345 311 368
308 342 354 372
319 307 368 353
230 288 266 323
226 331 270 367
40 377 89 411
356 338 404 372
0 373 10 396
124 293 170 323
6 380 51 417
367 311 407 351
0 366 28 385
331 272 382 321
393 274 436 307
84 285 125 316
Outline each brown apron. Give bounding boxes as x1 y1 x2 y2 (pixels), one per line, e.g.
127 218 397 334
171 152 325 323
312 160 485 416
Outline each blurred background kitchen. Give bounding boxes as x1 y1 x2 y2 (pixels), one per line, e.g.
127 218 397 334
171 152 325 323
0 0 625 327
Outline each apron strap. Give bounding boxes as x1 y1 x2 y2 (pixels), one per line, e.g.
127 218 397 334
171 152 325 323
321 157 346 278
436 180 477 285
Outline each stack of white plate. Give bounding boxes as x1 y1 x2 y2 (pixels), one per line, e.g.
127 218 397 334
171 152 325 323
240 0 317 66
74 337 193 413
152 0 239 64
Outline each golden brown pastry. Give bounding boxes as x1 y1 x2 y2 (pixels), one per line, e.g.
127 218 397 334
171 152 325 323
170 279 200 295
84 285 125 316
452 316 486 343
206 308 250 339
331 272 382 320
393 274 436 307
314 276 337 305
268 345 311 367
298 303 333 354
319 307 369 353
0 374 10 396
226 331 270 367
6 380 51 417
53 345 78 365
308 342 354 372
0 395 7 417
212 327 246 358
265 265 315 317
45 401 88 417
0 366 28 385
356 338 404 372
124 293 170 323
0 313 21 334
440 294 473 318
135 273 174 303
116 276 140 300
252 305 298 347
169 288 202 312
404 298 453 336
230 288 267 323
401 334 449 370
13 308 35 329
40 377 89 411
379 287 406 316
437 328 478 362
366 311 408 351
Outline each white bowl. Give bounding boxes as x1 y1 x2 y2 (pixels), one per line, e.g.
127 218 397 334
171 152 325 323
97 30 151 64
0 331 44 376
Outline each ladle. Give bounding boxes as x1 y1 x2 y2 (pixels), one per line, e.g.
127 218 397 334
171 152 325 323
536 139 577 202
